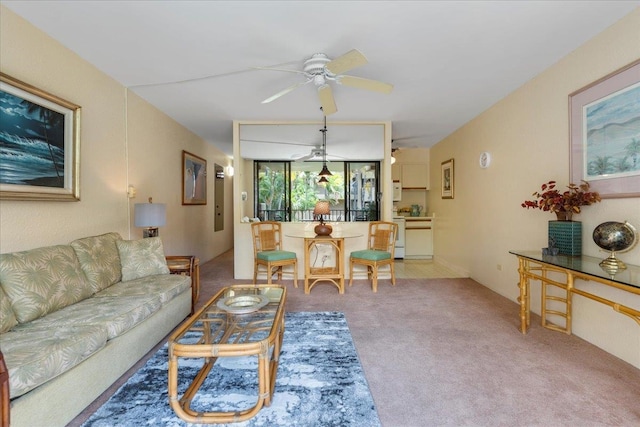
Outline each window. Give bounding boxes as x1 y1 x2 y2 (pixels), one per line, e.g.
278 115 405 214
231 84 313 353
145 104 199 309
255 160 379 222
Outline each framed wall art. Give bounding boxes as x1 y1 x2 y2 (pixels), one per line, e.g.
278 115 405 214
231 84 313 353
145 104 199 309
569 59 640 198
0 73 81 201
441 158 454 199
182 150 207 205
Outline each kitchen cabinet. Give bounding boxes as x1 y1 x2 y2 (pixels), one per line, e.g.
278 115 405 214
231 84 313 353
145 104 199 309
404 218 433 259
401 163 429 189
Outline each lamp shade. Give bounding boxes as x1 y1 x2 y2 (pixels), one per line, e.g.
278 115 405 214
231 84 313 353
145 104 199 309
134 203 166 227
318 164 332 176
313 200 330 216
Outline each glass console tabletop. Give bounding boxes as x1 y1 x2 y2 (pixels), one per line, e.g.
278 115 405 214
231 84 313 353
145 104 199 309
509 250 639 290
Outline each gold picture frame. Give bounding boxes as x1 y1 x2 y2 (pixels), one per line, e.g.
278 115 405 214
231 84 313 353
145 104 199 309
441 158 454 199
182 150 207 205
0 73 81 201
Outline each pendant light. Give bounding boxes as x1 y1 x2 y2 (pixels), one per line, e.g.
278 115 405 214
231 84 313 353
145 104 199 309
318 113 332 178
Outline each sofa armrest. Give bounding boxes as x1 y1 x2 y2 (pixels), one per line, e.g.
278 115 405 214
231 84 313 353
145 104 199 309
165 256 200 314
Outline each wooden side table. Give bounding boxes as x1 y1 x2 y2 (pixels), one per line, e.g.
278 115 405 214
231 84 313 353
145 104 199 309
166 256 200 314
304 236 345 294
0 350 9 427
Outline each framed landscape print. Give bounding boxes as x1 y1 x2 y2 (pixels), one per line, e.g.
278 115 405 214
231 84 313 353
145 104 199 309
182 150 207 205
0 73 81 201
569 59 640 198
441 158 454 199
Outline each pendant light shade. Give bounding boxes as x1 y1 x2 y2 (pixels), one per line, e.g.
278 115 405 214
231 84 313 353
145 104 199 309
319 164 332 176
318 112 332 180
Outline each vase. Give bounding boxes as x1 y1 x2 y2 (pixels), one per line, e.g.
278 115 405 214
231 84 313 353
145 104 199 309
555 211 573 221
548 220 581 256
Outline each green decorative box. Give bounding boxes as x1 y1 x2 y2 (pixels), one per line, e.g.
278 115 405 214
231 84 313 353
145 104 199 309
548 221 582 256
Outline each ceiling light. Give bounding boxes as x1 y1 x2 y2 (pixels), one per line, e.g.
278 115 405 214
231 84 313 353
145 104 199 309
318 111 332 177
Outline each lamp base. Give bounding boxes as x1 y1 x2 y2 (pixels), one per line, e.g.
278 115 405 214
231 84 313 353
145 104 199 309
314 223 332 236
143 227 159 238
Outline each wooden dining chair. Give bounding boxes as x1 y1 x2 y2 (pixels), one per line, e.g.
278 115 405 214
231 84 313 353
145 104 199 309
251 221 298 287
349 221 398 292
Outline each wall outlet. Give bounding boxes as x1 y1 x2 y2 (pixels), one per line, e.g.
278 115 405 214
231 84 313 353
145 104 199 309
497 264 503 271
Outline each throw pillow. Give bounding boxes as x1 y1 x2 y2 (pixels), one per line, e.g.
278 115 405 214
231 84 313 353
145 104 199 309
116 237 170 282
0 245 94 323
71 232 123 293
0 286 18 333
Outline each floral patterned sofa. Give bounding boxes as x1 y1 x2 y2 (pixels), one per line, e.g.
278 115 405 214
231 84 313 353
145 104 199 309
0 232 192 427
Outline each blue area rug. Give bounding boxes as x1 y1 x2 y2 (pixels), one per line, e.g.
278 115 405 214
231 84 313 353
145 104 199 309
81 311 381 427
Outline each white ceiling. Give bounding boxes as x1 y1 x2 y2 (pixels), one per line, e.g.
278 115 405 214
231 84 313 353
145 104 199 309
3 1 638 157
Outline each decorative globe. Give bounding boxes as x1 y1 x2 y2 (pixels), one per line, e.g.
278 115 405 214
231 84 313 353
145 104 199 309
592 221 637 252
592 221 638 273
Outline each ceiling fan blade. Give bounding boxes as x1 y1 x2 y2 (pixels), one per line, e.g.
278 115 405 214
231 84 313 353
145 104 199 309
292 153 314 161
261 79 311 104
318 84 337 116
325 49 368 75
337 75 393 94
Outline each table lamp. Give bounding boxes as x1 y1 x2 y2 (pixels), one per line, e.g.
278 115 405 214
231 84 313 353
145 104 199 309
134 197 166 238
313 200 332 236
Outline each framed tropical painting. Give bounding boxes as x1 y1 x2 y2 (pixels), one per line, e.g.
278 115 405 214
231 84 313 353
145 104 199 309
182 150 207 205
0 73 81 201
569 59 640 198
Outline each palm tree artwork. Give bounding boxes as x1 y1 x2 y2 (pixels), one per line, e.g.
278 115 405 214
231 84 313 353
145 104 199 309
0 89 66 188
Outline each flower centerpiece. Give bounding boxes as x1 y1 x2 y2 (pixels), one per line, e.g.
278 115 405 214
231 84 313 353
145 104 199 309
521 180 601 221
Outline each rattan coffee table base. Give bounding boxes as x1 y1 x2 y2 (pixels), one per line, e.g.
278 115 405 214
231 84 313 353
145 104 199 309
168 285 286 424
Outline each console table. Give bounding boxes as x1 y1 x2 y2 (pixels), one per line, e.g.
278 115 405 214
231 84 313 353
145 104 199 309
509 250 640 334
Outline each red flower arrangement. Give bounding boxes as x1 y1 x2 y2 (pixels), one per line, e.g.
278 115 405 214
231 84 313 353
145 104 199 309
521 180 601 220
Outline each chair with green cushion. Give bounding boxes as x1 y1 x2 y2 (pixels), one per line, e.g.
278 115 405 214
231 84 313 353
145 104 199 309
251 221 298 288
349 221 398 292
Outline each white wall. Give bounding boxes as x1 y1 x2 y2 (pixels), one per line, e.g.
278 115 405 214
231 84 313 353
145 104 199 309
429 8 640 367
0 6 233 262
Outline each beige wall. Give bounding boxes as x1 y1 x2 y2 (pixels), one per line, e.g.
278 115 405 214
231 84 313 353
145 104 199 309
0 6 233 262
429 8 640 367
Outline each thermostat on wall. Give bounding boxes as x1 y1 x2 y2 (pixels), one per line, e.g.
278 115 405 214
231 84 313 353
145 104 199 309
479 152 491 168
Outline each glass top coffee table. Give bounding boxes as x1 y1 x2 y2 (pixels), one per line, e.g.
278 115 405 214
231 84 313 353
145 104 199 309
168 284 287 424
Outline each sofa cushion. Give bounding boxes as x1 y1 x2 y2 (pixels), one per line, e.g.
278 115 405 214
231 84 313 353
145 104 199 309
0 245 94 323
71 232 123 293
0 286 18 333
0 324 108 398
116 237 170 281
13 294 163 340
95 273 191 305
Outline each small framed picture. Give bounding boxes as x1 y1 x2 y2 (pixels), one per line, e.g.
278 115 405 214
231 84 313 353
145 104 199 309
441 158 454 199
0 73 81 201
182 150 207 205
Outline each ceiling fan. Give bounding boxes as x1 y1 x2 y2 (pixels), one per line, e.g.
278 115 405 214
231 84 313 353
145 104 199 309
258 49 393 115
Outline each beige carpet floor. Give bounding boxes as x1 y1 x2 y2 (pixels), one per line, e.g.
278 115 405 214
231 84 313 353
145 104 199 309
70 250 640 426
